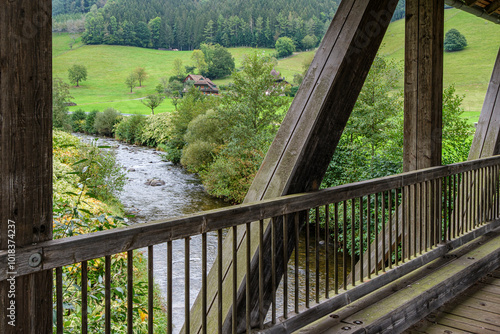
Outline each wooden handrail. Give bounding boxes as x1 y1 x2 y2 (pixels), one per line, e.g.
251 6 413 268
2 155 500 282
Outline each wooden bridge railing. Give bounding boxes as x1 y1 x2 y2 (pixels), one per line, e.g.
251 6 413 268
2 156 500 333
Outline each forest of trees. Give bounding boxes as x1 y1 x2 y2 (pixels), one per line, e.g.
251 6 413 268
53 0 407 51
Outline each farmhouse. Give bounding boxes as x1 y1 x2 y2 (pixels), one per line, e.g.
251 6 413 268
184 74 219 95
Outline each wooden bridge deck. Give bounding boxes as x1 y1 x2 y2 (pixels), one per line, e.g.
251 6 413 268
407 268 500 334
297 227 500 334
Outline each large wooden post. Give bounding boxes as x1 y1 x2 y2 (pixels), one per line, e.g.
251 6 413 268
404 0 444 171
469 47 500 159
0 1 53 333
188 0 399 332
349 0 444 283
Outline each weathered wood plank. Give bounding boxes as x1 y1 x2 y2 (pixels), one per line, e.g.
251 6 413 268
469 47 500 160
0 1 53 333
438 313 500 333
2 159 500 282
404 0 444 171
309 228 500 334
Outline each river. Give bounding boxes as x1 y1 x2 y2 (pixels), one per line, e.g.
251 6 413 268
76 134 340 333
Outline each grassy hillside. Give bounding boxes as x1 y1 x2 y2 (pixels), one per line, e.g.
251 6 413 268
54 9 500 118
380 8 500 122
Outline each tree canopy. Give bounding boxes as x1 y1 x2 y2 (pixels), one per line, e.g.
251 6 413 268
201 43 235 79
68 64 88 87
444 28 468 52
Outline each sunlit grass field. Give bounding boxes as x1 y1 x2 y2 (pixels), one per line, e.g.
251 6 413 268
53 8 500 119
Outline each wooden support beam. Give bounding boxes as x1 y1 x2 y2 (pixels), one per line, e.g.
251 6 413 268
188 0 399 332
0 1 53 333
469 47 500 159
404 0 444 172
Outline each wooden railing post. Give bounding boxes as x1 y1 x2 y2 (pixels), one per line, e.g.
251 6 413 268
0 1 53 333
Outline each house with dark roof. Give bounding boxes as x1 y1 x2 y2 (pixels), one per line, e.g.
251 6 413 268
184 74 219 95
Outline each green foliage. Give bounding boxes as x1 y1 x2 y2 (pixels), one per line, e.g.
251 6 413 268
134 67 148 86
183 52 290 202
301 34 318 50
94 108 122 137
71 109 87 132
141 94 165 115
442 85 474 164
322 56 403 188
141 112 172 147
201 43 235 79
84 109 99 134
125 72 138 93
68 64 88 86
444 28 467 52
166 87 219 163
114 114 147 144
275 37 296 58
191 49 208 74
53 77 73 131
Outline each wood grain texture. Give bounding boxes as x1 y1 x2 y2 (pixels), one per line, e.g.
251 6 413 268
404 0 444 172
469 47 500 160
0 1 53 333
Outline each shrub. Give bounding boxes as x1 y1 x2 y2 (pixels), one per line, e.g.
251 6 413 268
444 29 467 52
275 37 296 58
141 112 172 147
85 109 99 134
180 140 216 172
94 108 122 137
71 109 87 132
114 114 146 144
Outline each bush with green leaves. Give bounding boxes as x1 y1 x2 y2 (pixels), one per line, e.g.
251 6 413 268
444 28 467 52
141 112 172 147
71 109 87 132
275 37 296 58
53 77 73 132
84 109 99 134
94 108 122 137
114 114 146 144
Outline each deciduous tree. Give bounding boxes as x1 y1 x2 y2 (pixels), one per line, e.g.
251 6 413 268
68 64 88 87
134 67 148 86
141 94 165 115
125 73 138 93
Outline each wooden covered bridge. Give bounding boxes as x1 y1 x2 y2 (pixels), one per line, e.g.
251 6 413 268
2 0 500 333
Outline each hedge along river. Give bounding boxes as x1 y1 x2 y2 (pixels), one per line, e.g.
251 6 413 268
76 134 342 333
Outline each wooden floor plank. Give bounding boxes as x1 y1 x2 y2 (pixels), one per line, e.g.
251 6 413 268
437 313 500 333
454 296 500 316
415 323 473 334
443 304 500 326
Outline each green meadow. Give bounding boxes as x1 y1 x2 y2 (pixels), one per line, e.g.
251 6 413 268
380 8 500 122
53 8 500 119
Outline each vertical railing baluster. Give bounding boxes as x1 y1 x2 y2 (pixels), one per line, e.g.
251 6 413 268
168 241 173 334
282 216 288 319
219 229 224 333
127 251 133 334
402 187 406 262
413 184 417 257
232 227 238 332
382 192 386 272
453 174 457 239
334 203 339 294
82 261 88 334
351 198 356 286
246 222 252 332
325 204 330 299
294 214 299 314
315 207 320 303
420 183 424 254
359 196 364 281
258 220 264 329
424 181 428 252
271 218 277 322
105 255 111 334
343 201 347 288
56 266 63 334
446 176 450 241
374 194 379 276
462 172 466 235
367 195 371 278
448 175 452 239
395 189 399 267
474 169 479 228
388 191 392 269
466 171 471 232
496 165 499 219
148 246 154 334
306 211 310 306
185 238 190 334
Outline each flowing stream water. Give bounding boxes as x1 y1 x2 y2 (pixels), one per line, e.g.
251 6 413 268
76 134 339 333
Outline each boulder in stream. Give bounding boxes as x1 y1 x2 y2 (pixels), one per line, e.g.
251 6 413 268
145 178 165 186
